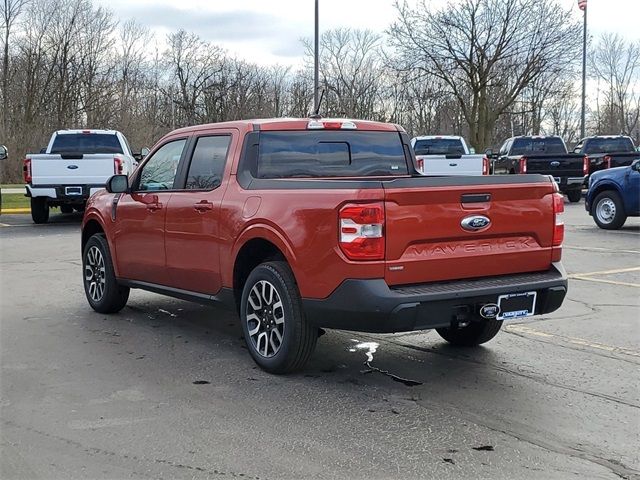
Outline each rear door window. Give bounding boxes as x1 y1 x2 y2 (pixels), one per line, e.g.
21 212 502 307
185 136 231 190
51 133 123 154
256 131 408 178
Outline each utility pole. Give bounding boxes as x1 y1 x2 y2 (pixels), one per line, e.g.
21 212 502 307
579 0 588 139
313 0 320 113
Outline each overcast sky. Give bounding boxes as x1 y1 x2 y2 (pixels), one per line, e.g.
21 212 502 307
94 0 639 67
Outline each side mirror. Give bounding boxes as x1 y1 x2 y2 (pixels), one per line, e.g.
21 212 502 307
0 145 7 160
40 147 46 154
632 160 640 172
106 174 129 194
484 148 493 157
133 147 150 161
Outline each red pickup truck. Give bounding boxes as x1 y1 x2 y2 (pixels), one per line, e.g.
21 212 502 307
81 118 568 373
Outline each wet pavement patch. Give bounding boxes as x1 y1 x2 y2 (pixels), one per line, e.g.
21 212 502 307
473 445 495 451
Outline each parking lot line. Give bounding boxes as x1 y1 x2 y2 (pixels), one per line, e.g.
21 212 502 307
506 325 640 358
567 266 640 288
565 245 640 255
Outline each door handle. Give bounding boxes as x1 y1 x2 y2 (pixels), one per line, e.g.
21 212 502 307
146 203 162 212
193 201 213 212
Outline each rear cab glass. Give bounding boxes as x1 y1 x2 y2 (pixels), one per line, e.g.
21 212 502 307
413 138 465 155
255 131 408 178
51 133 123 155
584 137 635 154
511 137 566 155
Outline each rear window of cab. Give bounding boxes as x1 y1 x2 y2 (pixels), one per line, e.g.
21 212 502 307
255 131 408 178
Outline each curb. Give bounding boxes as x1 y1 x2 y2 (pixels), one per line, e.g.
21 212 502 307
1 208 30 214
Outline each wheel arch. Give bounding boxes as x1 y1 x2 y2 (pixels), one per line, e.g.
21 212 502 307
589 182 623 213
230 227 297 313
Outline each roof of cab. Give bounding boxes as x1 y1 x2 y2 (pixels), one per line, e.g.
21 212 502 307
169 118 403 136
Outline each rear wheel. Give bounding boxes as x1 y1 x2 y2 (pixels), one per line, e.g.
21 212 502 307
566 190 582 203
83 234 129 313
60 204 73 214
240 261 317 374
592 191 626 230
30 197 49 224
436 318 503 346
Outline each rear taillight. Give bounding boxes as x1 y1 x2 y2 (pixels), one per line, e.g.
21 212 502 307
416 158 424 172
23 158 32 183
552 193 564 247
603 155 611 169
114 157 124 175
339 203 385 260
482 156 490 175
519 157 528 174
583 156 589 175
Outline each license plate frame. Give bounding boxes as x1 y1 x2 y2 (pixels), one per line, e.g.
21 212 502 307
65 186 82 196
497 291 537 321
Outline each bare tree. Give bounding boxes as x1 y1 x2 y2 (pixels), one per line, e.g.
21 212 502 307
389 0 581 150
1 0 29 134
590 33 640 136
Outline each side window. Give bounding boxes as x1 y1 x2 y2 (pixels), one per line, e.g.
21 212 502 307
499 140 510 156
138 139 186 191
185 136 231 190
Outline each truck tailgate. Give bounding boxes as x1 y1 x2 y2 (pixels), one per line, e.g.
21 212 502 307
416 154 484 176
383 176 555 286
525 154 584 177
30 154 116 185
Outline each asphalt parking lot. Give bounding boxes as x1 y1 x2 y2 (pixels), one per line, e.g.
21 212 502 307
1 203 639 480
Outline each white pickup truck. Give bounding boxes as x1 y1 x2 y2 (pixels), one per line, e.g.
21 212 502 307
411 135 489 176
24 130 143 223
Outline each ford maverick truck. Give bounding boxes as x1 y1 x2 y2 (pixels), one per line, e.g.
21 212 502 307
81 118 568 373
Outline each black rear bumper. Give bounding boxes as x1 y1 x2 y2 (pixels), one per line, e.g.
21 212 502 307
302 263 568 333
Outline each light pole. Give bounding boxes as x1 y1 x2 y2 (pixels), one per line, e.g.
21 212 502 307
313 0 320 114
579 0 587 139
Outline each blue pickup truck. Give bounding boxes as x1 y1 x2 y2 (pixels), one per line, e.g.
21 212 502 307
586 159 640 229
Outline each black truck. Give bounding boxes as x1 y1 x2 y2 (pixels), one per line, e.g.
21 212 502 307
572 135 640 178
492 136 587 202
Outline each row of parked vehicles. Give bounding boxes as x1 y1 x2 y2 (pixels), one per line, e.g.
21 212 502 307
8 120 639 372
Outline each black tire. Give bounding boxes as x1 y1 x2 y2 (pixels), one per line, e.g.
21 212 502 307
436 318 503 346
60 204 73 214
82 234 129 313
566 190 582 203
240 261 317 374
592 191 626 230
30 197 49 224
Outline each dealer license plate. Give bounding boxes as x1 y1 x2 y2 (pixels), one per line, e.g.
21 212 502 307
497 291 537 321
65 186 82 196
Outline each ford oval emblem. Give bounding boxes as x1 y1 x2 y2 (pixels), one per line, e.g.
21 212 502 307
461 215 491 232
480 303 500 319
550 161 560 167
67 164 78 169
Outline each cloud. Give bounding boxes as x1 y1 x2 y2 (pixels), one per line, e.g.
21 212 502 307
119 5 307 45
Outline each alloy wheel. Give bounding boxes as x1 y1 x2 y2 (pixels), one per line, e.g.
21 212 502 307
85 246 106 302
245 280 285 357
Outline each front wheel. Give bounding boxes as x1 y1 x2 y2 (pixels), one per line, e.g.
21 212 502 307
83 234 129 313
436 318 503 346
566 190 582 203
240 261 317 374
592 191 626 230
30 197 49 224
